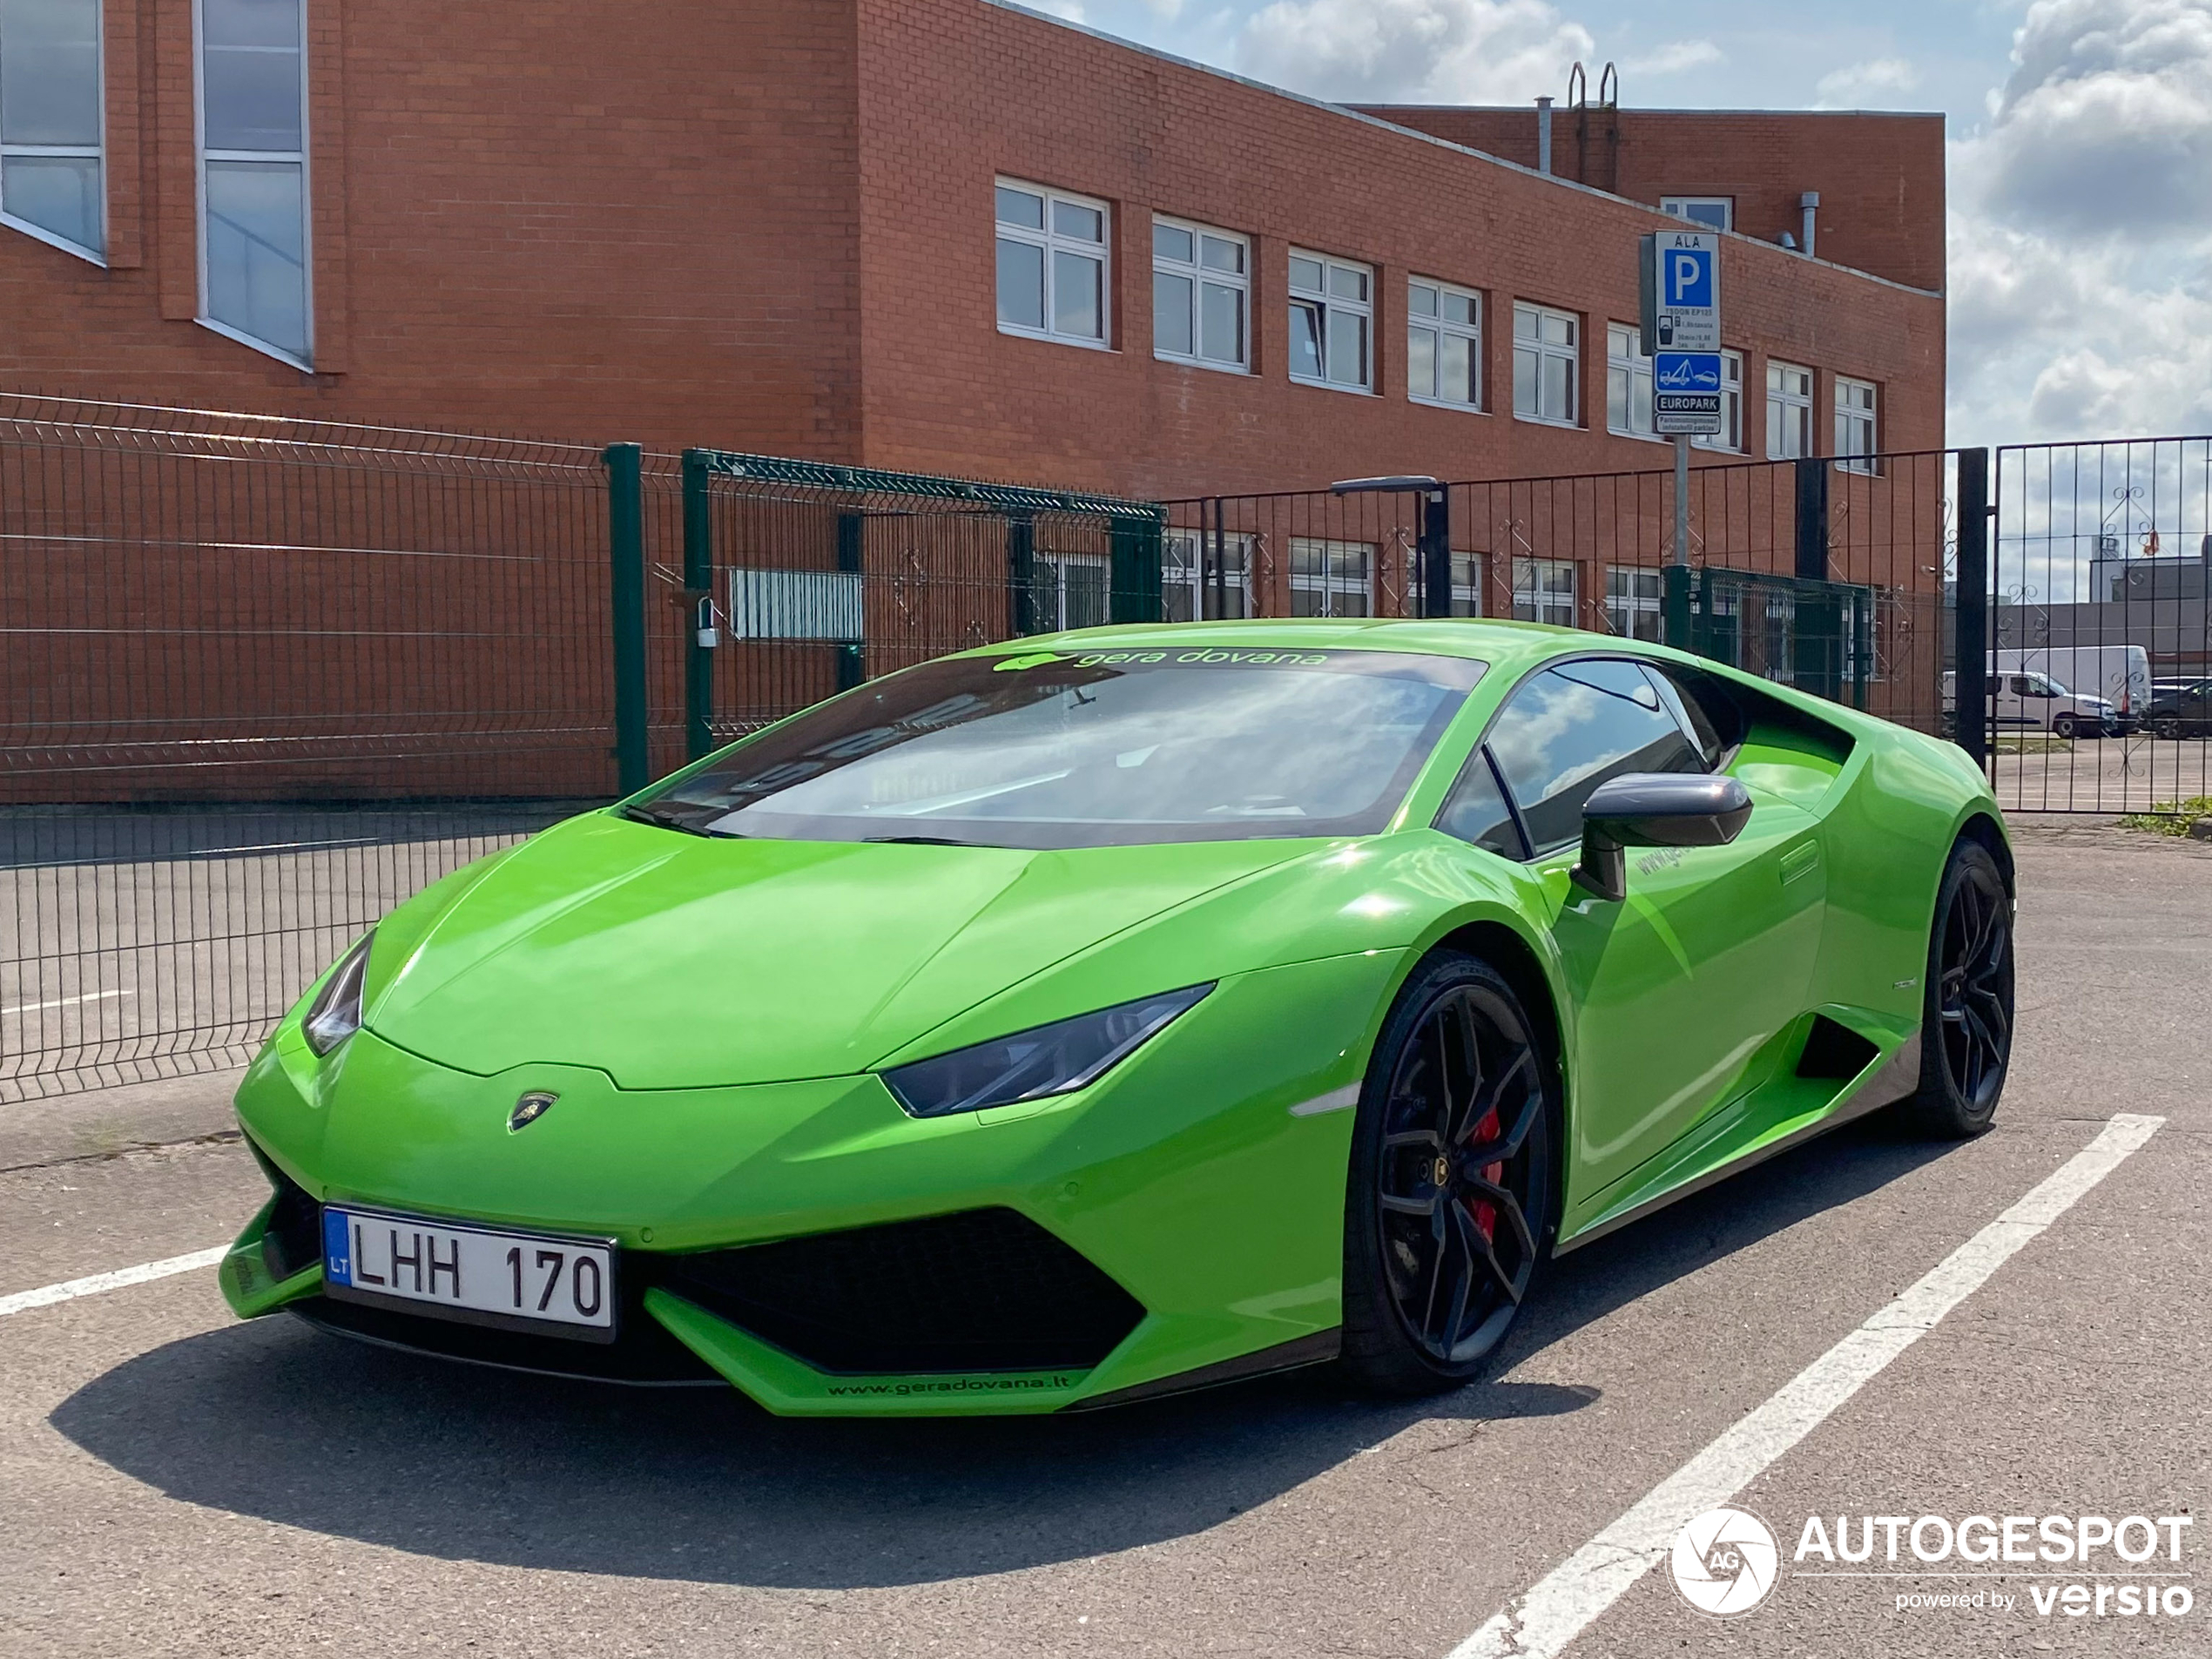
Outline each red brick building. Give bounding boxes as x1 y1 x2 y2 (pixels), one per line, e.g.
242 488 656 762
2 0 1943 500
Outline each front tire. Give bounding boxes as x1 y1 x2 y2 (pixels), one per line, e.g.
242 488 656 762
2153 718 2181 740
2052 713 2080 739
1340 953 1555 1395
1902 840 2014 1138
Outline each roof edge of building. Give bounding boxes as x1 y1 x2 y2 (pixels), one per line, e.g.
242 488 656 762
1353 104 1946 120
980 0 1945 301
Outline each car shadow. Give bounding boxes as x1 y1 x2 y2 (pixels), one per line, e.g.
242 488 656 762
49 1108 1958 1589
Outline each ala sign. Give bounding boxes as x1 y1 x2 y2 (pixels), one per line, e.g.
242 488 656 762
1641 229 1723 434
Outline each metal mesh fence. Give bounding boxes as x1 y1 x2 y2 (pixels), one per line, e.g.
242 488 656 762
0 395 618 1100
1164 448 1956 733
1988 438 2212 817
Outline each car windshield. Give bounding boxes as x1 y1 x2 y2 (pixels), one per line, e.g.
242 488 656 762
629 646 1485 849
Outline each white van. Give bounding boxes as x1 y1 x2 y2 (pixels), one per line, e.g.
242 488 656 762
1996 646 2151 732
1943 669 2120 739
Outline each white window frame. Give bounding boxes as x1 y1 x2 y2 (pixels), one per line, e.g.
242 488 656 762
1513 302 1579 428
1661 196 1733 233
1288 536 1374 617
195 0 313 369
1766 360 1814 461
1151 215 1249 374
1835 375 1878 473
1032 548 1111 631
1605 321 1662 442
1407 276 1481 411
1604 565 1665 642
995 177 1110 351
1162 528 1255 621
1512 556 1577 627
1288 249 1372 394
0 0 108 264
1439 550 1485 617
1691 348 1745 454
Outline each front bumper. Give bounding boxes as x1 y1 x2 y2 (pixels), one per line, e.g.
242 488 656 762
225 949 1401 1414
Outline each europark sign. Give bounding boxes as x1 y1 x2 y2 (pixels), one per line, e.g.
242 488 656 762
1639 229 1723 437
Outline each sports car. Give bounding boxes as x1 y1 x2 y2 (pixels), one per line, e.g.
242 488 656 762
220 619 2016 1413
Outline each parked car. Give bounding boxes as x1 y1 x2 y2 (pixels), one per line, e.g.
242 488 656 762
2145 678 2212 739
1997 647 2150 734
1942 670 2120 739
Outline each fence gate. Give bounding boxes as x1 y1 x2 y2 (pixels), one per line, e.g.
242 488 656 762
1983 438 2212 817
649 451 1166 768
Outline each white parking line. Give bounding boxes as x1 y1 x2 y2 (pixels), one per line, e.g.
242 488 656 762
0 1246 228 1318
1 988 133 1016
1447 1111 2166 1659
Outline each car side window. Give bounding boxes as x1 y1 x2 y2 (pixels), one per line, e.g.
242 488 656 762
1487 660 1707 854
1436 748 1527 860
1642 664 1731 768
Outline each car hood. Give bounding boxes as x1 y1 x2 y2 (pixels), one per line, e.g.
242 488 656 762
363 813 1317 1089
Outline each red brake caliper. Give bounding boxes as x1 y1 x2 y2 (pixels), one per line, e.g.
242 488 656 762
1466 1106 1503 1243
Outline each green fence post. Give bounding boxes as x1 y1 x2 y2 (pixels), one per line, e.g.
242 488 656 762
1109 513 1164 623
836 511 865 689
603 442 650 795
680 449 714 762
1662 563 1691 651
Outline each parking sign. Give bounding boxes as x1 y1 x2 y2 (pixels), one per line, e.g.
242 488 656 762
1640 229 1720 354
1653 350 1723 435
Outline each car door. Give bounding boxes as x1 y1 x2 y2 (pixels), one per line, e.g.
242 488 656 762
1447 657 1827 1212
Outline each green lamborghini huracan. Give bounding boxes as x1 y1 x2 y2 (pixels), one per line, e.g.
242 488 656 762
220 620 2015 1413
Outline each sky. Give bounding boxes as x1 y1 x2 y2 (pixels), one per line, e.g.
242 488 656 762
1015 0 2212 452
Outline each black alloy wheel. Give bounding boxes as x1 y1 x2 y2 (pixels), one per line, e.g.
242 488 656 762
1341 954 1554 1393
2153 717 2181 740
1905 840 2014 1137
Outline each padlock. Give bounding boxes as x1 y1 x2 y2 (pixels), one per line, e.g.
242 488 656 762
696 625 720 649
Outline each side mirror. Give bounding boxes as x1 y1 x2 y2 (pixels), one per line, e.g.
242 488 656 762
1571 773 1754 902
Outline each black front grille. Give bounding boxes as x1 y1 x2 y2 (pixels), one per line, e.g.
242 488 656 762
656 1207 1146 1375
245 1137 323 1281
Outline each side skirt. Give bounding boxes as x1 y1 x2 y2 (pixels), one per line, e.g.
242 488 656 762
1554 1033 1921 1257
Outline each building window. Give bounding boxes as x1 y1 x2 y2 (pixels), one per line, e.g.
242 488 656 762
996 179 1109 348
1513 556 1577 627
198 0 311 365
1661 197 1732 232
1288 251 1372 392
1691 349 1744 453
1032 549 1110 631
1408 278 1480 409
1163 529 1254 620
1605 565 1664 641
1766 361 1814 460
1606 322 1659 441
1835 375 1878 472
0 0 105 260
1289 536 1372 616
1152 218 1247 371
1513 303 1578 426
1441 550 1484 616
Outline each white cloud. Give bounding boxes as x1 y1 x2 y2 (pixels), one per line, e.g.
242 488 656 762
1947 0 2212 445
1629 38 1723 76
1814 57 1920 105
1233 0 1592 103
1028 0 1088 19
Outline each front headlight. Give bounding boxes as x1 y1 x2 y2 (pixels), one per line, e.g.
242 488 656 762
881 983 1212 1119
302 931 375 1056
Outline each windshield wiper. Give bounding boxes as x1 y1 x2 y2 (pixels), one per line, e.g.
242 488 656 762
618 801 731 838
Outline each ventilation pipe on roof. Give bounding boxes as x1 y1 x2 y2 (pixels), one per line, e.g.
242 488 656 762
1536 96 1554 174
1800 191 1820 258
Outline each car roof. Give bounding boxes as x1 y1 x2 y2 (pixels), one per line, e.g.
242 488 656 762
961 617 1602 673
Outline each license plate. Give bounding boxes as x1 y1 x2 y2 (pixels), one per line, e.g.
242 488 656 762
321 1205 617 1342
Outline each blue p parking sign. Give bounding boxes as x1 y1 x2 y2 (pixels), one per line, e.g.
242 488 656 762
1664 247 1714 309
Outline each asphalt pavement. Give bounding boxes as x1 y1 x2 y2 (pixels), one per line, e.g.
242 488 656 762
1 825 2204 1659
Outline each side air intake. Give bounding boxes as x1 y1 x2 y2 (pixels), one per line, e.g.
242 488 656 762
1796 1014 1881 1081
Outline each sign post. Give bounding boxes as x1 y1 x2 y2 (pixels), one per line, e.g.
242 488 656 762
1641 231 1723 576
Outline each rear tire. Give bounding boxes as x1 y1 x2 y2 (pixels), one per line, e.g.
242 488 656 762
1901 840 2014 1139
1340 952 1555 1396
